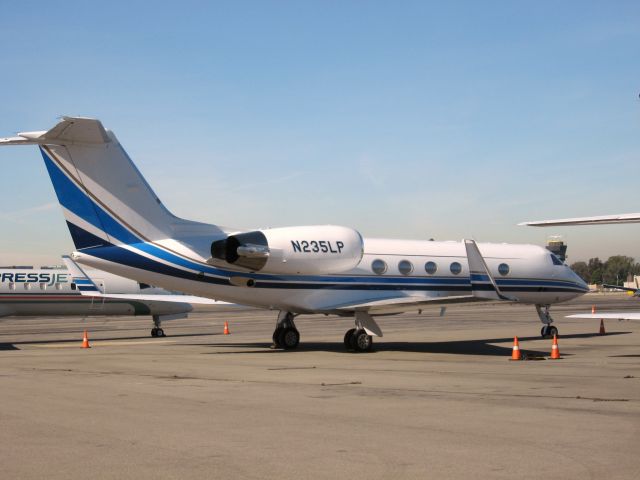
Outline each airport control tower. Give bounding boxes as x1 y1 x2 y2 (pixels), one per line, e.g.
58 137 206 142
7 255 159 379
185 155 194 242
546 236 567 262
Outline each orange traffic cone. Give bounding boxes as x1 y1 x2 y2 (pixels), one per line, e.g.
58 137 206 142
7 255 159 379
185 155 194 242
550 334 560 359
223 321 230 335
81 330 91 349
591 305 596 314
599 319 606 335
510 336 521 361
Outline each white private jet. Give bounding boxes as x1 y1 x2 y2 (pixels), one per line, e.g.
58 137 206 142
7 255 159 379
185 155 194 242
0 258 231 336
521 213 640 322
0 117 589 351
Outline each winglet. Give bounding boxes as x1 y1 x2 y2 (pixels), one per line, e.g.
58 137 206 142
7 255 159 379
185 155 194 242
62 255 102 295
464 239 515 301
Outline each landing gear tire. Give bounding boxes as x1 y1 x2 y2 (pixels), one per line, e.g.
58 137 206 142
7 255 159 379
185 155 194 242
353 329 373 353
272 327 284 347
151 327 165 337
344 328 357 350
278 327 300 350
541 325 558 339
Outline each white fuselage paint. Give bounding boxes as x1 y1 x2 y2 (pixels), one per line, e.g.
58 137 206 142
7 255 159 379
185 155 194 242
73 238 588 314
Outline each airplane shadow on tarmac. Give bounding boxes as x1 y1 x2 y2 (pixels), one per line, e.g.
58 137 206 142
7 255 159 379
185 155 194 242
197 331 632 357
1 331 631 356
0 332 221 350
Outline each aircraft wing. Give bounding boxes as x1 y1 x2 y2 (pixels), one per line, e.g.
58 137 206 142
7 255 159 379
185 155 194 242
602 284 639 295
328 294 485 315
62 256 228 305
567 312 640 320
519 213 640 227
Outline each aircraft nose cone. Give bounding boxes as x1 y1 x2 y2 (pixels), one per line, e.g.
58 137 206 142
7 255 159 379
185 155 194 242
569 268 589 293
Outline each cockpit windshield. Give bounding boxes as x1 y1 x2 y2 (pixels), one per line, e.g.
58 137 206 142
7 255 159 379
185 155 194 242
550 254 564 266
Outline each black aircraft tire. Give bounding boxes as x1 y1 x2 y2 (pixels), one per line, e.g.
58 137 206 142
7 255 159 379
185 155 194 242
272 327 284 347
353 330 373 353
344 328 356 349
279 327 300 350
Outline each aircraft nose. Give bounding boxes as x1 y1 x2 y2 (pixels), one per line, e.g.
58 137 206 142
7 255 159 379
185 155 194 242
568 267 589 293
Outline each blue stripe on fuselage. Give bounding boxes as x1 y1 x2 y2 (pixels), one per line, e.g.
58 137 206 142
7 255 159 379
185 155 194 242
40 147 141 246
79 240 587 294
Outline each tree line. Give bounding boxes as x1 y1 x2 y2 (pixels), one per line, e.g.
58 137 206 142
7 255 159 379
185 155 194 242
570 256 640 285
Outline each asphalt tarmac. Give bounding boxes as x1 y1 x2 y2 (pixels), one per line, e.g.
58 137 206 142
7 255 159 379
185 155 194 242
1 294 638 479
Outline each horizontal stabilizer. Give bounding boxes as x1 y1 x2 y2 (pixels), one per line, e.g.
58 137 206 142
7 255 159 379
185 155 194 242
87 293 230 305
0 117 110 146
62 256 229 305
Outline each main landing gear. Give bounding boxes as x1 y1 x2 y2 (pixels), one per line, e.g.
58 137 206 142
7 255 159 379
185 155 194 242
272 311 300 350
536 304 558 339
344 328 373 352
270 311 381 352
344 312 381 353
151 315 166 337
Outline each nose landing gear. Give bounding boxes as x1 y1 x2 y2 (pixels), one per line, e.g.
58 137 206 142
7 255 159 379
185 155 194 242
536 305 558 339
540 325 558 338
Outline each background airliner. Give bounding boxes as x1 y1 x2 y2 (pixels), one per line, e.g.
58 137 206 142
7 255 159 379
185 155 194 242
0 117 589 351
522 212 640 322
0 259 230 337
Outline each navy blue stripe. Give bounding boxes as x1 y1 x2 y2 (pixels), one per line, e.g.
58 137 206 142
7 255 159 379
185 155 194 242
81 242 587 294
78 285 99 292
40 148 141 245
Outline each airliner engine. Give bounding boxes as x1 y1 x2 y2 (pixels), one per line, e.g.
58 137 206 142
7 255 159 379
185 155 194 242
210 225 364 275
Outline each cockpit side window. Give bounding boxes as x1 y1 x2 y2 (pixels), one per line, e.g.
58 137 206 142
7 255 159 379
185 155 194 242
550 254 564 266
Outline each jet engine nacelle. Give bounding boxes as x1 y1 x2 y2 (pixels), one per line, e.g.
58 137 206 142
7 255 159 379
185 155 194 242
211 225 364 275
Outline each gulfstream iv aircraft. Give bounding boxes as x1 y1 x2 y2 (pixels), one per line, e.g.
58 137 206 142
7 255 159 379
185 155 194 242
0 117 588 351
0 258 229 336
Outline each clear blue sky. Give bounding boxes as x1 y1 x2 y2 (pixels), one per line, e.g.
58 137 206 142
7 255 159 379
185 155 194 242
1 1 639 265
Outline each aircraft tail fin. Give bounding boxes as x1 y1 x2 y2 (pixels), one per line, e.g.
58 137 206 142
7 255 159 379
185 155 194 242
62 255 102 294
1 117 224 253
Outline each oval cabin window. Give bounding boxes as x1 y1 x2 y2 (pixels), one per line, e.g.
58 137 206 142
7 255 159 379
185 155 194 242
425 261 437 275
398 260 413 275
450 262 462 275
371 259 388 275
